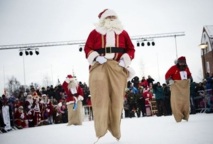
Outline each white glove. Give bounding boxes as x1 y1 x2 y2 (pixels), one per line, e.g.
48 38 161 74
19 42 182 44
20 113 25 119
96 56 107 64
169 79 174 85
119 59 125 68
78 96 84 101
46 108 50 112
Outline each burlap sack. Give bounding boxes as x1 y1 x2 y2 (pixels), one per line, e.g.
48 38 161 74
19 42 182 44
67 101 83 125
170 79 190 122
89 60 127 139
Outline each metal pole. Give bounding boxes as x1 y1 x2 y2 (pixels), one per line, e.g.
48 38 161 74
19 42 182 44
156 53 160 82
22 54 26 86
202 49 206 78
3 65 5 90
51 65 53 86
174 35 178 59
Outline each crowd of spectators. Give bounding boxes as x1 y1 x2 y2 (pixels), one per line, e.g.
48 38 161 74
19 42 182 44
0 73 213 134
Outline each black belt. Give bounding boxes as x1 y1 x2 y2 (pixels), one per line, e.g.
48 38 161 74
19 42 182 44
96 47 126 54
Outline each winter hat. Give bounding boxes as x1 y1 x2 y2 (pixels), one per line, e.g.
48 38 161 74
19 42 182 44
178 56 186 63
42 94 47 97
67 74 73 78
98 9 118 20
66 74 75 81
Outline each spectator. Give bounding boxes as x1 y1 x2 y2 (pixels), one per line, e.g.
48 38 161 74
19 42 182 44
147 75 155 87
162 83 172 115
14 106 27 129
153 82 166 116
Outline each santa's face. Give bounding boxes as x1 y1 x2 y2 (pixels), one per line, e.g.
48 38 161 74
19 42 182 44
103 18 123 30
27 96 33 104
68 79 78 88
18 108 23 113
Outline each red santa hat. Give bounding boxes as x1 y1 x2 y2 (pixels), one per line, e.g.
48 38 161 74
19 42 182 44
66 74 76 81
98 9 118 20
42 94 47 97
18 105 24 109
177 56 186 63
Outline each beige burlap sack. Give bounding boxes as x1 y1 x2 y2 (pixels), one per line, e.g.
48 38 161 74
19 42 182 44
170 79 190 122
89 60 127 140
67 101 83 125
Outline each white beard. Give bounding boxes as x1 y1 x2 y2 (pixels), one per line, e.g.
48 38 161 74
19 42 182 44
103 19 123 31
27 99 33 104
68 80 78 89
95 18 123 35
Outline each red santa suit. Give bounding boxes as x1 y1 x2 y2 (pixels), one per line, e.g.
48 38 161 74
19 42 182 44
32 98 42 126
62 75 84 125
25 95 33 111
84 9 135 140
143 87 153 116
14 106 27 129
165 56 192 122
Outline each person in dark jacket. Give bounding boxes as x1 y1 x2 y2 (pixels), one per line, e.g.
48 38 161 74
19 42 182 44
153 82 166 116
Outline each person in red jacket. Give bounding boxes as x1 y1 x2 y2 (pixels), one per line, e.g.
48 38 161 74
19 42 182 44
62 74 84 125
165 56 192 122
14 106 27 129
84 9 135 141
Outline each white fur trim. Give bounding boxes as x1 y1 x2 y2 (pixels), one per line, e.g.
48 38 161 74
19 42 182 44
105 31 115 59
57 102 62 107
78 95 84 101
66 101 74 105
87 51 99 65
100 9 117 20
95 26 122 35
121 53 131 67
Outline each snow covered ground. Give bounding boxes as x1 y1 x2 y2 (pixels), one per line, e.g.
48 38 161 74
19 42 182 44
1 113 213 144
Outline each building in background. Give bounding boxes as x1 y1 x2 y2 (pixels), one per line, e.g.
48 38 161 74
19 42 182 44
200 25 213 78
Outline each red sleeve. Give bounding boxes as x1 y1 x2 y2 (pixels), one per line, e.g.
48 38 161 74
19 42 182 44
77 86 84 97
165 65 176 80
123 30 135 60
84 30 98 58
62 81 69 95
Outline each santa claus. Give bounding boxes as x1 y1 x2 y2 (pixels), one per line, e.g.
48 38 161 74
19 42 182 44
84 9 135 141
14 106 27 129
165 56 192 122
24 95 34 127
62 74 84 125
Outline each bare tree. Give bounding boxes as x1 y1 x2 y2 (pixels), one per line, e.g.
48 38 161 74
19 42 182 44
42 75 51 87
7 76 21 97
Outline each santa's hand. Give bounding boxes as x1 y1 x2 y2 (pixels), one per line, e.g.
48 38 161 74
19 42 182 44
96 56 107 64
78 96 84 101
119 59 125 68
20 113 24 119
169 79 174 85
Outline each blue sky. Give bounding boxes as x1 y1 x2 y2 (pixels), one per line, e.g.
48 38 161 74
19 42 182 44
0 0 213 93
